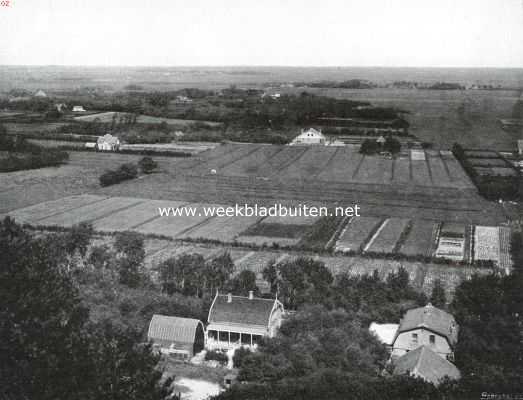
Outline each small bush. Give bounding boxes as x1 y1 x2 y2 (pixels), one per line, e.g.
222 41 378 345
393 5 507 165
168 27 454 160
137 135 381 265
205 350 228 365
138 156 158 174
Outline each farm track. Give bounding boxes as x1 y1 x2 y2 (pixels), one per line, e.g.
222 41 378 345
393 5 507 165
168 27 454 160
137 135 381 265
351 154 366 179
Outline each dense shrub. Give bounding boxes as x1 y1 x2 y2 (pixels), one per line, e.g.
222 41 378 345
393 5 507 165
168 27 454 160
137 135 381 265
99 162 138 186
205 350 228 365
138 156 158 174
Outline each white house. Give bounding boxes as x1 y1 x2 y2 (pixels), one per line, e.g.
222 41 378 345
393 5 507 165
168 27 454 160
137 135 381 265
72 105 86 113
391 303 458 360
206 291 284 351
96 134 120 151
34 89 47 98
290 128 326 146
518 139 523 156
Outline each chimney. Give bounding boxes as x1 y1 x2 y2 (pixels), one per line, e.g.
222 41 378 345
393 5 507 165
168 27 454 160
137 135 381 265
227 293 232 303
248 290 254 300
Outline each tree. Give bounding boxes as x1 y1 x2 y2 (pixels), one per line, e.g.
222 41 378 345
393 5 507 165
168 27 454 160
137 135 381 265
114 232 145 288
430 279 446 308
139 156 158 174
359 138 380 155
0 217 174 399
228 270 259 296
206 252 235 295
158 253 206 296
383 136 401 154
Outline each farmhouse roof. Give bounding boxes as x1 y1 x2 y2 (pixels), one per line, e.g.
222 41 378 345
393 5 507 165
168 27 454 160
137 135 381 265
97 134 119 145
396 304 458 346
208 293 280 327
393 346 461 385
147 314 203 344
34 89 47 97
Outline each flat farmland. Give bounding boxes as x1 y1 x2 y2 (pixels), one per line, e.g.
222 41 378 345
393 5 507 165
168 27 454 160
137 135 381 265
134 204 219 238
335 216 383 252
37 197 144 227
365 217 410 253
74 111 222 127
181 215 261 241
93 200 189 232
316 148 363 181
8 194 106 224
400 219 438 256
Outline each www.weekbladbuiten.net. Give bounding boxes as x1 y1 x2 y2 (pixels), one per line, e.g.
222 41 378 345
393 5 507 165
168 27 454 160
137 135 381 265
157 203 361 218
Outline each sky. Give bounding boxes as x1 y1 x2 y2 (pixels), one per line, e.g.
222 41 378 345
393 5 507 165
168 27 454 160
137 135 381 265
0 0 522 67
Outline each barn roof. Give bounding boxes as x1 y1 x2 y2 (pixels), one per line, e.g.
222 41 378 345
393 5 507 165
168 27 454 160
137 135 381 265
393 346 460 385
396 304 458 346
208 293 279 327
147 315 203 344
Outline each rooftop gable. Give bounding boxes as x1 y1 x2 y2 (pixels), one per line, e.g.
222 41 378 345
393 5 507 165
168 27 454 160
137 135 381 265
396 304 458 346
393 346 460 385
208 293 279 327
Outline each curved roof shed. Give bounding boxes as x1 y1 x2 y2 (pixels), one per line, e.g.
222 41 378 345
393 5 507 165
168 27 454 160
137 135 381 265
147 314 205 357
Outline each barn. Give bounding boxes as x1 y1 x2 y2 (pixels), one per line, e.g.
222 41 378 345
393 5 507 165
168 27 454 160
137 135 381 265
206 291 284 350
147 314 205 359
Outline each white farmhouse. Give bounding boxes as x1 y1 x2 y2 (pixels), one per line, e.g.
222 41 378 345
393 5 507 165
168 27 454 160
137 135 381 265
96 134 120 151
206 291 284 351
518 139 523 156
72 105 86 113
290 128 326 146
391 303 458 360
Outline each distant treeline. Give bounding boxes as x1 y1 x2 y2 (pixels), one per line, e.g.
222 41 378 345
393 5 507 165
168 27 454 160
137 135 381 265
0 128 69 172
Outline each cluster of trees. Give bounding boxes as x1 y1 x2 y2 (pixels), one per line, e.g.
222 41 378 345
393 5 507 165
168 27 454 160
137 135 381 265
360 136 402 155
452 143 522 200
0 128 69 172
0 218 176 399
99 157 156 186
157 252 259 299
215 258 454 400
216 246 523 399
298 79 378 89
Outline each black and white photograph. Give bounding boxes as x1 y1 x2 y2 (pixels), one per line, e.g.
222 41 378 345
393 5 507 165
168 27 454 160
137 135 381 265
1 1 522 399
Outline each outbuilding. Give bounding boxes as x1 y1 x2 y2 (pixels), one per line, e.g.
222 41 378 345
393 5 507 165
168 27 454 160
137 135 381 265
147 314 205 359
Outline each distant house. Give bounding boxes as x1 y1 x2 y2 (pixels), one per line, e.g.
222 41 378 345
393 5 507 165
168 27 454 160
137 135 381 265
392 304 458 360
175 95 193 103
147 314 205 359
34 89 47 98
206 291 284 350
393 345 460 386
96 134 120 151
518 140 523 156
289 128 326 146
72 105 86 113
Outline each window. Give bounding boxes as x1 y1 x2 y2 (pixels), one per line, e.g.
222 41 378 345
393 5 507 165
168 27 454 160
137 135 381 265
411 333 418 344
230 332 240 343
208 330 217 340
219 331 229 342
241 333 251 345
429 335 436 345
252 335 262 345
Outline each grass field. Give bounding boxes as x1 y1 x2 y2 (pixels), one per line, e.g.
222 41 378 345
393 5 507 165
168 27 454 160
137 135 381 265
365 217 410 253
400 219 438 256
335 216 383 252
74 111 222 126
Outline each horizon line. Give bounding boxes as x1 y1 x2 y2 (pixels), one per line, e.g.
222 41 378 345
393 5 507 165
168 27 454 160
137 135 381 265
1 64 523 70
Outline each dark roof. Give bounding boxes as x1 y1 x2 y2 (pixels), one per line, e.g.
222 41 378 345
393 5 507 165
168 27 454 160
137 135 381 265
396 304 458 346
208 294 277 327
393 346 460 385
147 314 203 344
